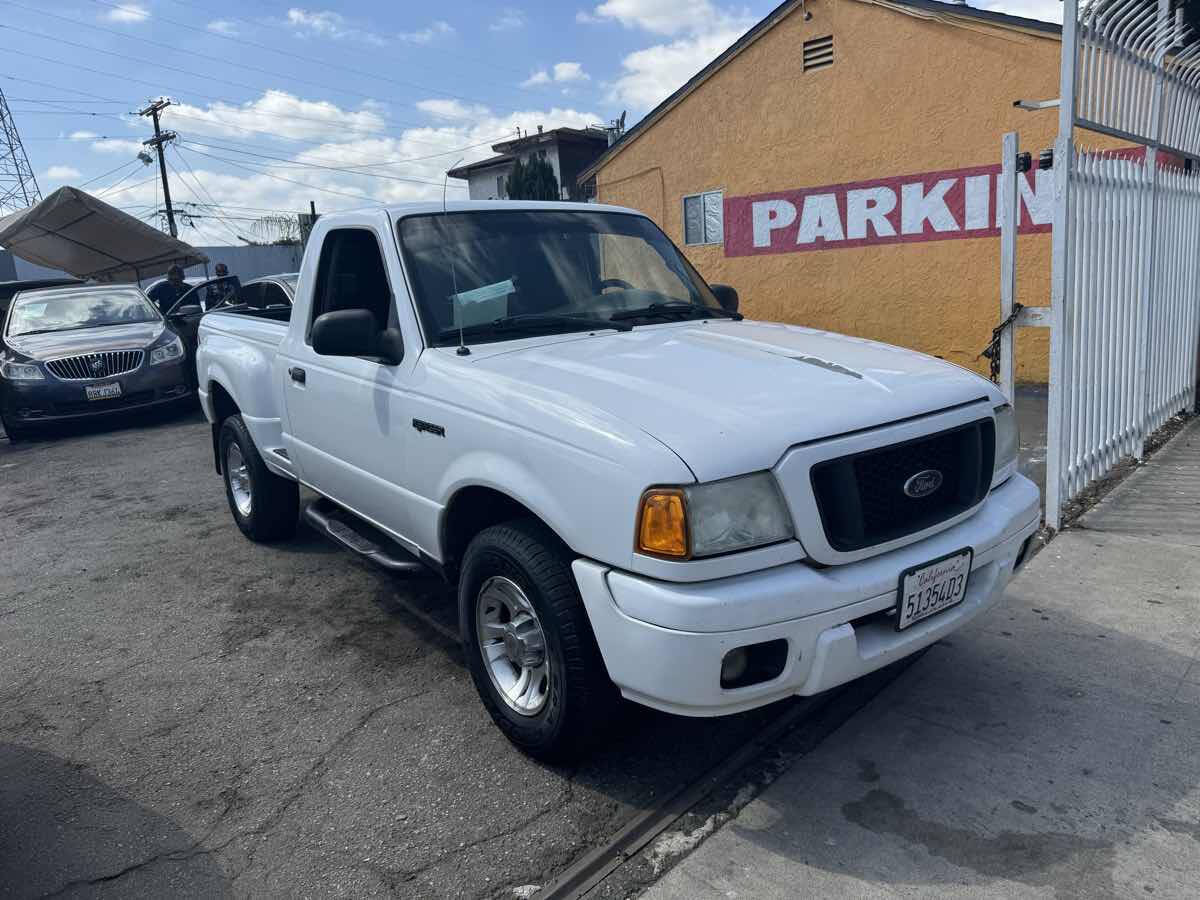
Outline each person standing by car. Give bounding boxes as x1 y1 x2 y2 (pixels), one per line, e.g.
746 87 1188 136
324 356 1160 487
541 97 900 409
205 263 236 308
148 265 189 314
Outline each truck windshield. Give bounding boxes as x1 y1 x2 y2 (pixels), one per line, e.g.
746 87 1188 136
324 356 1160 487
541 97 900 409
397 209 725 347
6 287 159 336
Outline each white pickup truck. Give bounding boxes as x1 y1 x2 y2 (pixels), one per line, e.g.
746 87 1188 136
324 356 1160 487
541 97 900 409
197 201 1040 760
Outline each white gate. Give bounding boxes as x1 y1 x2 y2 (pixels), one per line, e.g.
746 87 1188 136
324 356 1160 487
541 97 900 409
1043 0 1200 527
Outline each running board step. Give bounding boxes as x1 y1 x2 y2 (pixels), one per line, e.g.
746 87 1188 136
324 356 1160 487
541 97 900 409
302 498 431 576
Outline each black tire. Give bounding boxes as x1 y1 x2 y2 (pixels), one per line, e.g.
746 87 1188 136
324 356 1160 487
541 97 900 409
459 518 620 762
219 414 299 542
0 411 27 443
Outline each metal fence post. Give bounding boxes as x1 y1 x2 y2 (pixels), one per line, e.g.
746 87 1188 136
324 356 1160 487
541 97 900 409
999 132 1020 403
1045 0 1080 530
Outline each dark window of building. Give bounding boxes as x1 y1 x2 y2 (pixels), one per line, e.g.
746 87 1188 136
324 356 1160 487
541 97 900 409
803 35 834 72
683 190 724 245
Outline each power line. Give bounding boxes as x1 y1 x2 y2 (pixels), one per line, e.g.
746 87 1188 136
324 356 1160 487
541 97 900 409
175 140 468 189
177 145 387 205
86 0 549 110
169 147 271 244
178 136 503 175
78 158 140 189
95 176 159 198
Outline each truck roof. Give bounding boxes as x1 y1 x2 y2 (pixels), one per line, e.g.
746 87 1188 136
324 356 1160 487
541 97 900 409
318 200 643 225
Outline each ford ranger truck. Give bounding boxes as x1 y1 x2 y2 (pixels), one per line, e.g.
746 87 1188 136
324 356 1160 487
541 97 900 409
196 201 1040 760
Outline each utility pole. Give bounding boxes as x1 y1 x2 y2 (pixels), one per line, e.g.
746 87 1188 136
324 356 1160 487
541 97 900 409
139 98 178 238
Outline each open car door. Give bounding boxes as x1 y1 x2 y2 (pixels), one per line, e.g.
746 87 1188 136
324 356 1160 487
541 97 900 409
163 276 244 379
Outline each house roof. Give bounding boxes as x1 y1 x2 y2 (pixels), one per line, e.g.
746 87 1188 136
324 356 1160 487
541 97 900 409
578 0 1062 185
446 153 514 179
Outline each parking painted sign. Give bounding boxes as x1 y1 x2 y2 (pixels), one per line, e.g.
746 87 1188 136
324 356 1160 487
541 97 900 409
723 163 1053 257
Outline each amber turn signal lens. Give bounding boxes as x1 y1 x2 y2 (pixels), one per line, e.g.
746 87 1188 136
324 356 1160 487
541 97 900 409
638 490 688 558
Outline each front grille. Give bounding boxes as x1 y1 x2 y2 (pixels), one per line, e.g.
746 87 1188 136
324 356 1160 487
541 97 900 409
46 349 144 381
810 418 995 552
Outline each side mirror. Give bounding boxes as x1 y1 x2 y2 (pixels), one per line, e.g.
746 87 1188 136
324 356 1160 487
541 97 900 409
312 310 403 365
710 284 739 314
170 304 202 318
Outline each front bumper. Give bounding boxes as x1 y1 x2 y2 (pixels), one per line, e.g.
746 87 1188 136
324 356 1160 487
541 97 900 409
1 361 193 426
573 473 1041 717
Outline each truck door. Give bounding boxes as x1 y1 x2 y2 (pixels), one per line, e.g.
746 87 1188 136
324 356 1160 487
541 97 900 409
280 226 418 547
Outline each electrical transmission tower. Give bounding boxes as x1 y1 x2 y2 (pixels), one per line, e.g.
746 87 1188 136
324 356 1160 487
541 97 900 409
0 88 41 214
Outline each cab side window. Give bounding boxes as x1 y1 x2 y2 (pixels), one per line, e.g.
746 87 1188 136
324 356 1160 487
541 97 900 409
308 229 393 341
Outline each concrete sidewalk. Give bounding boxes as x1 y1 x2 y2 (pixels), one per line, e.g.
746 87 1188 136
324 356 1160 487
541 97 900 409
644 423 1200 899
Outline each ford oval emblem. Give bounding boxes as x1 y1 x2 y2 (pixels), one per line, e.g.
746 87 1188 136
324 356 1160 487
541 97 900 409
903 469 944 499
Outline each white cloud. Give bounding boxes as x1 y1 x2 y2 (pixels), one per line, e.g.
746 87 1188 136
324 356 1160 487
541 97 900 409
608 25 746 111
164 90 388 142
490 8 527 31
553 62 590 82
286 8 384 44
583 0 750 36
522 62 591 87
91 138 146 155
103 100 601 244
399 21 454 43
972 0 1062 23
103 3 149 23
45 166 82 180
69 130 100 141
207 19 238 35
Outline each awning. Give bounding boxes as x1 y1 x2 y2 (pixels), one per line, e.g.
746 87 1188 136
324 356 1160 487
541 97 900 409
0 186 208 283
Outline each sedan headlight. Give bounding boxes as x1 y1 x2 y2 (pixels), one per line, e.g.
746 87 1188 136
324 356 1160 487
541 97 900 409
0 360 43 381
638 472 794 559
149 335 184 365
992 402 1018 488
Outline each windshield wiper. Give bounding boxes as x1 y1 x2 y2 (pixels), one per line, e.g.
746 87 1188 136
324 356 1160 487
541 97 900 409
436 313 633 344
610 301 743 323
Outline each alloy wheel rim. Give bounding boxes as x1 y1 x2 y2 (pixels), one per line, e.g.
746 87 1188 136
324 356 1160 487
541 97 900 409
475 576 550 717
226 442 253 517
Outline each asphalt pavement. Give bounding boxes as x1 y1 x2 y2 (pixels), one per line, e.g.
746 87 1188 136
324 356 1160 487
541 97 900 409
0 407 817 898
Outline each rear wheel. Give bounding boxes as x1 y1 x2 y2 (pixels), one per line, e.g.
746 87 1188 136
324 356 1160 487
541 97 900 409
459 518 619 761
219 414 298 542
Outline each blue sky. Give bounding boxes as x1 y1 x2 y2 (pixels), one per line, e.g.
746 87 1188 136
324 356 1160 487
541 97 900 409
3 0 1060 243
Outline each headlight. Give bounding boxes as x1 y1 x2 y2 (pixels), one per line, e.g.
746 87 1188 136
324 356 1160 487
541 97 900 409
0 360 43 381
992 403 1018 488
149 335 184 365
638 472 794 559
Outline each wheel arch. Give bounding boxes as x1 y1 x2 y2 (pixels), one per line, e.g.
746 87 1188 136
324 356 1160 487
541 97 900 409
208 379 240 474
440 485 573 583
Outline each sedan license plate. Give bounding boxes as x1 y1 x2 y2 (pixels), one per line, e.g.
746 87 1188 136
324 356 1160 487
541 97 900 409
85 382 122 401
896 548 973 631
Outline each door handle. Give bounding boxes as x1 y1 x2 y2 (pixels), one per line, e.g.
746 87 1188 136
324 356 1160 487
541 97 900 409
289 366 306 384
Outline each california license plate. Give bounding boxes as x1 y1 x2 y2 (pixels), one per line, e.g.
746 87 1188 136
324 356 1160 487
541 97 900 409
896 548 973 631
85 382 122 401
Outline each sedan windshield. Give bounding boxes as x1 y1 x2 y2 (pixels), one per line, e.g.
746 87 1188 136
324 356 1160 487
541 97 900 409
6 288 159 336
397 210 727 347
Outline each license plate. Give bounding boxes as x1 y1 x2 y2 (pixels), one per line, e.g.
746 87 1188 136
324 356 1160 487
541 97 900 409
896 548 973 631
85 382 122 401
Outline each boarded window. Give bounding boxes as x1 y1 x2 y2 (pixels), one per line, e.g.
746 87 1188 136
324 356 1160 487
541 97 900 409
803 35 834 72
683 190 723 245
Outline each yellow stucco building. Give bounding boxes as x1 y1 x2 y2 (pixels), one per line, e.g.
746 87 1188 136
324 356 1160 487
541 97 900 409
583 0 1074 382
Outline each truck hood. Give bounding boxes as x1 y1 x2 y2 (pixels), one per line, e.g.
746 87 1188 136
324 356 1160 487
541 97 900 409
474 320 999 481
5 321 165 360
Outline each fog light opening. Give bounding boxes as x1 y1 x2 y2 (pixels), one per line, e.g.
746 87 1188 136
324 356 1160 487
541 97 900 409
720 639 789 690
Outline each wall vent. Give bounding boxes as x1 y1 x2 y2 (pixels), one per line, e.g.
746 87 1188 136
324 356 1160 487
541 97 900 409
803 35 834 72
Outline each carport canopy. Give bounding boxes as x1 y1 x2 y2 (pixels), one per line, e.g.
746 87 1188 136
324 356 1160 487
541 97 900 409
0 186 208 283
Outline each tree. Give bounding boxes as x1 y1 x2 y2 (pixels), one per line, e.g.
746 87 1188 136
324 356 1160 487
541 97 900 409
505 156 561 201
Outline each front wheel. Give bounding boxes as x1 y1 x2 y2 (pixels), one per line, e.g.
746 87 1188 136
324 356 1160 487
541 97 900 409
460 519 619 761
219 414 298 542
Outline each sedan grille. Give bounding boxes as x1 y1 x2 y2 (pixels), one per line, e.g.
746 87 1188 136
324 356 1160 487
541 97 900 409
810 418 996 552
46 349 144 380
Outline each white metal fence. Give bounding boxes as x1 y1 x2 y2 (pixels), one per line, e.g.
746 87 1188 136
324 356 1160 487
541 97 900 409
1043 0 1200 526
1056 147 1200 504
